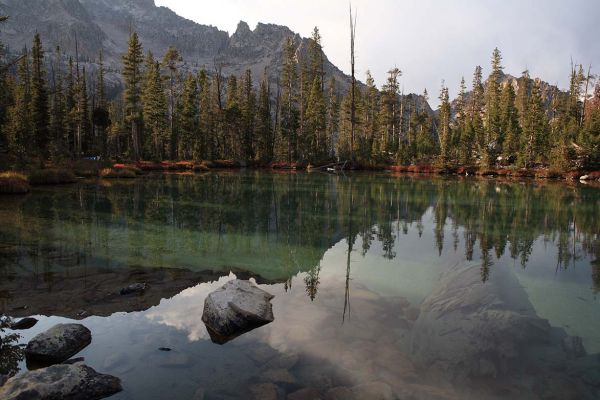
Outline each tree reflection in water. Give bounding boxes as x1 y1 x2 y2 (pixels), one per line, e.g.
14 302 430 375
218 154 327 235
0 173 598 302
0 316 23 378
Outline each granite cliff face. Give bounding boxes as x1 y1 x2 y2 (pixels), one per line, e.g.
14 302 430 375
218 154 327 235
0 0 432 110
0 0 349 90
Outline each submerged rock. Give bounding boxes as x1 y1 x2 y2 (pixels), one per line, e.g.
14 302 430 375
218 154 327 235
202 279 274 344
9 317 38 330
0 363 122 400
25 324 92 364
120 282 148 295
409 262 600 399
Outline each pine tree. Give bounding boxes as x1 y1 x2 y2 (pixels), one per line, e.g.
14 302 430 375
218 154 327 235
122 32 144 160
581 83 600 167
437 84 452 167
325 77 339 159
198 69 213 160
378 68 401 156
338 84 363 159
224 75 240 159
308 27 324 92
162 46 182 159
278 37 299 163
6 48 31 163
142 54 167 160
93 50 110 157
470 66 485 160
179 73 199 160
0 16 11 154
65 57 77 156
520 79 548 168
455 77 469 164
49 46 66 159
30 33 50 162
363 71 380 161
483 48 503 167
499 81 520 159
255 71 272 163
75 66 90 156
415 89 435 160
239 69 256 161
305 76 327 161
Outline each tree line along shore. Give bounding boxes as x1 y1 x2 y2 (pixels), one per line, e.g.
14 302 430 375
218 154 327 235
0 16 599 192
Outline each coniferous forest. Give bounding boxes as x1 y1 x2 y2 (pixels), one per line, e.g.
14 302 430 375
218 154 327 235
0 18 599 173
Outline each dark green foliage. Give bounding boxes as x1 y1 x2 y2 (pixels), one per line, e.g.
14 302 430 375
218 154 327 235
0 26 597 172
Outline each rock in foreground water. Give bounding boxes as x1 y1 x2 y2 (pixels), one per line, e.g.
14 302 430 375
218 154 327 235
202 279 274 344
9 317 38 330
0 363 122 400
25 324 92 364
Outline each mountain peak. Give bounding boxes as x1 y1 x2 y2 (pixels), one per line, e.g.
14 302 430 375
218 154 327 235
235 20 251 35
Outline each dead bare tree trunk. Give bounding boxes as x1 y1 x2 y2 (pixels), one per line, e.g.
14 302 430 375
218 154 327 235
581 64 593 127
349 4 357 162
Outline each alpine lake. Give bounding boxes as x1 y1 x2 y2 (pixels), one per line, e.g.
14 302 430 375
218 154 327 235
1 171 599 400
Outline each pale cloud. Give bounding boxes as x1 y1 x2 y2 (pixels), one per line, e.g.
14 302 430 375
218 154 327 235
156 0 599 104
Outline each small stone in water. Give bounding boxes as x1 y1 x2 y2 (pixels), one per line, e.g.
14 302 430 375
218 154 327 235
120 283 148 295
9 317 38 330
158 347 172 352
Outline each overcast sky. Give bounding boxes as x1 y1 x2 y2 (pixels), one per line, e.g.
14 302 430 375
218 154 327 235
156 0 599 106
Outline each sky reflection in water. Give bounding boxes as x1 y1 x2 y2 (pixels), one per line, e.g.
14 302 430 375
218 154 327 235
0 172 599 399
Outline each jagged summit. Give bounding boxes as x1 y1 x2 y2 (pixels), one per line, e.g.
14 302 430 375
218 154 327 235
0 0 430 108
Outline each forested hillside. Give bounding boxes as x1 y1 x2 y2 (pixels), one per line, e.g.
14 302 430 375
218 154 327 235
0 5 598 171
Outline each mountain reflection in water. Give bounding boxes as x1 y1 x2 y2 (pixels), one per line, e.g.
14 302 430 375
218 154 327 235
0 172 599 399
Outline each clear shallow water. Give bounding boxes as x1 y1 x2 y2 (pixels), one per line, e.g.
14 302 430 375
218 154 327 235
1 172 599 399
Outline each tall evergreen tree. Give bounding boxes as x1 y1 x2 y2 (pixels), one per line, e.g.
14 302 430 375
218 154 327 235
162 46 182 159
224 75 240 159
520 79 548 167
239 69 256 161
122 32 144 160
483 48 503 167
378 68 401 156
75 66 90 156
65 57 77 156
255 71 273 162
499 81 520 158
305 76 327 160
198 69 214 160
142 54 167 160
363 71 380 160
278 37 299 163
30 33 50 161
93 50 110 157
437 84 452 167
49 46 66 159
179 73 199 160
325 77 339 159
6 48 31 162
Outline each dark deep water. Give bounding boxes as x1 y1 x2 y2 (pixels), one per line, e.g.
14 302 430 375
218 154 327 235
1 171 599 399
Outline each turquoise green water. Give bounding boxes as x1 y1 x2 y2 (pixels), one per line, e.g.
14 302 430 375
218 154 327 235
0 172 599 399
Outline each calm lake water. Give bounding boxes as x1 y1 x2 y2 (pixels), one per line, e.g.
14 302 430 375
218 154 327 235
1 172 599 399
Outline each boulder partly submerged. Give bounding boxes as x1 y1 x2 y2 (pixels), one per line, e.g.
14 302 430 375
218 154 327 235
25 324 92 365
0 362 122 400
410 262 600 399
202 279 274 344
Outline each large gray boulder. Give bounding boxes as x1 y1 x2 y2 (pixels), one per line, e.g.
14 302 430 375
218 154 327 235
202 280 274 344
0 362 122 400
25 324 92 364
